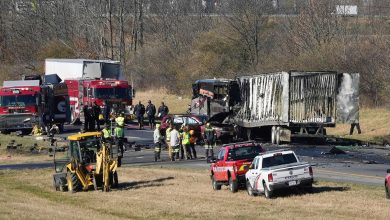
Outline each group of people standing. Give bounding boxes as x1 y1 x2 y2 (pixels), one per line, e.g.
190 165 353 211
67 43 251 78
134 100 169 130
83 101 103 132
153 122 216 163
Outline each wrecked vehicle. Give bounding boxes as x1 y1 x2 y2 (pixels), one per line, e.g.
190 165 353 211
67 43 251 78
190 79 241 118
235 71 360 144
201 112 236 144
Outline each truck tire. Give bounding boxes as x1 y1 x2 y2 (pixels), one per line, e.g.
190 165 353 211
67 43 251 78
212 175 221 190
271 126 276 144
67 172 81 193
246 180 256 196
229 177 238 193
263 182 272 199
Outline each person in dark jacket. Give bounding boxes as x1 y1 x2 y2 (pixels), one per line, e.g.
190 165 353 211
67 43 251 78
92 101 101 131
146 100 156 130
103 101 111 124
204 123 216 162
83 104 91 131
158 102 169 118
134 101 146 129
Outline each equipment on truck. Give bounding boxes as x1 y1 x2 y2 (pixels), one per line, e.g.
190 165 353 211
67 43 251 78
52 132 119 192
45 59 134 124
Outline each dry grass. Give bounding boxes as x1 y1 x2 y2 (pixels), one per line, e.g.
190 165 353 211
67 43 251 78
327 108 390 143
0 134 53 165
0 166 389 220
134 89 191 114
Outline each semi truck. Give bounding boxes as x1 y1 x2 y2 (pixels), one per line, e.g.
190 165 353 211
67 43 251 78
234 71 359 144
0 75 71 134
45 59 133 123
192 71 359 144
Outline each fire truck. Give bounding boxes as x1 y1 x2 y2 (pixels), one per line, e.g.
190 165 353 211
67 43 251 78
45 59 134 123
65 79 132 123
0 75 70 134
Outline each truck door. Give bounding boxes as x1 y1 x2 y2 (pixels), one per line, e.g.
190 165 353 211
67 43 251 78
213 148 225 180
247 157 259 189
336 73 360 123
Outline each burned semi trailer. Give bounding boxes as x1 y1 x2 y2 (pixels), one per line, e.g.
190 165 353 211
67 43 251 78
234 71 359 144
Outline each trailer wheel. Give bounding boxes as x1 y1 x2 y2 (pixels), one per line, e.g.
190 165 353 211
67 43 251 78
275 127 281 145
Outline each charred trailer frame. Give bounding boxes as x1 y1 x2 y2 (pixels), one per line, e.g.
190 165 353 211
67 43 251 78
234 71 359 144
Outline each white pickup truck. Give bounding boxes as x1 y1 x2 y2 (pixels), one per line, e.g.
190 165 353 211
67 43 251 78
245 150 313 198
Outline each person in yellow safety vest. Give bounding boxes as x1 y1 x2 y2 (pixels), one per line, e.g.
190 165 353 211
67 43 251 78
101 124 112 142
165 124 173 160
181 126 191 160
179 123 187 160
170 125 180 161
154 124 163 162
31 124 42 136
189 129 197 159
115 112 125 166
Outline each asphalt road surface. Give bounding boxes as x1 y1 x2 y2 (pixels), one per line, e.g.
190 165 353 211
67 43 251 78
1 124 388 186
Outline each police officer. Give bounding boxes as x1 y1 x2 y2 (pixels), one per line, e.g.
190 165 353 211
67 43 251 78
134 101 146 129
204 123 216 162
153 124 163 162
158 102 169 118
146 100 156 130
115 113 125 166
101 124 112 143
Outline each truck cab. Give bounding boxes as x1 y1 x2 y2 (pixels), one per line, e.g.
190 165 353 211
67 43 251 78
210 141 264 192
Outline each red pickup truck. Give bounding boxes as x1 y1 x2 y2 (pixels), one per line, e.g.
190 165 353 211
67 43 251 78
210 141 264 193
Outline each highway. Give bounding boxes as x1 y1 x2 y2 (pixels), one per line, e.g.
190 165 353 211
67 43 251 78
0 124 388 186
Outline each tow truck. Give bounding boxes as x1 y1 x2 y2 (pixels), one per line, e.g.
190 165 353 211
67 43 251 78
210 141 264 193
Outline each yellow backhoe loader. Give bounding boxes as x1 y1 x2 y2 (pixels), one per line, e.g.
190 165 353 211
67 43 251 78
52 132 119 192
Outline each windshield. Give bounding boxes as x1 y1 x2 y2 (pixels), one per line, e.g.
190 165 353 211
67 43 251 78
228 145 263 161
94 88 128 99
262 153 298 168
0 95 36 107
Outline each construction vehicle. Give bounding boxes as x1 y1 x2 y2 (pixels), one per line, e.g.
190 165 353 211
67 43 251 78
45 59 134 123
52 132 119 192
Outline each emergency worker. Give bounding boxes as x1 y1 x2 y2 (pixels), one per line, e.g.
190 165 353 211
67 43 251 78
158 102 169 118
92 101 101 130
134 101 146 129
101 124 112 142
88 103 96 131
181 126 191 160
153 124 163 162
170 126 180 161
204 123 216 162
83 104 91 131
165 124 173 160
189 129 197 159
146 100 156 130
115 113 125 166
103 101 111 123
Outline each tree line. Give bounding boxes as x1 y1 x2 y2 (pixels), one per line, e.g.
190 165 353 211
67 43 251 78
0 0 389 107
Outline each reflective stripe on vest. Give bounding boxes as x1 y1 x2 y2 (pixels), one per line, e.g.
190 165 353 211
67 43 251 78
102 128 111 138
116 117 125 127
182 132 190 145
166 128 172 141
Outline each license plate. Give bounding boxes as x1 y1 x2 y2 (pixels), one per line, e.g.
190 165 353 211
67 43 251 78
288 181 297 186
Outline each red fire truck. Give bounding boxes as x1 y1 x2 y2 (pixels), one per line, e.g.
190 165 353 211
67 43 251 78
65 79 132 123
0 75 70 134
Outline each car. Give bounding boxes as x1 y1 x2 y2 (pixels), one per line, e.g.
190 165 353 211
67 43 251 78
201 112 236 144
160 114 208 139
385 169 390 199
210 141 264 193
245 149 313 198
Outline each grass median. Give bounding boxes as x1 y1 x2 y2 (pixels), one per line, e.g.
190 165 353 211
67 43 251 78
0 166 389 220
